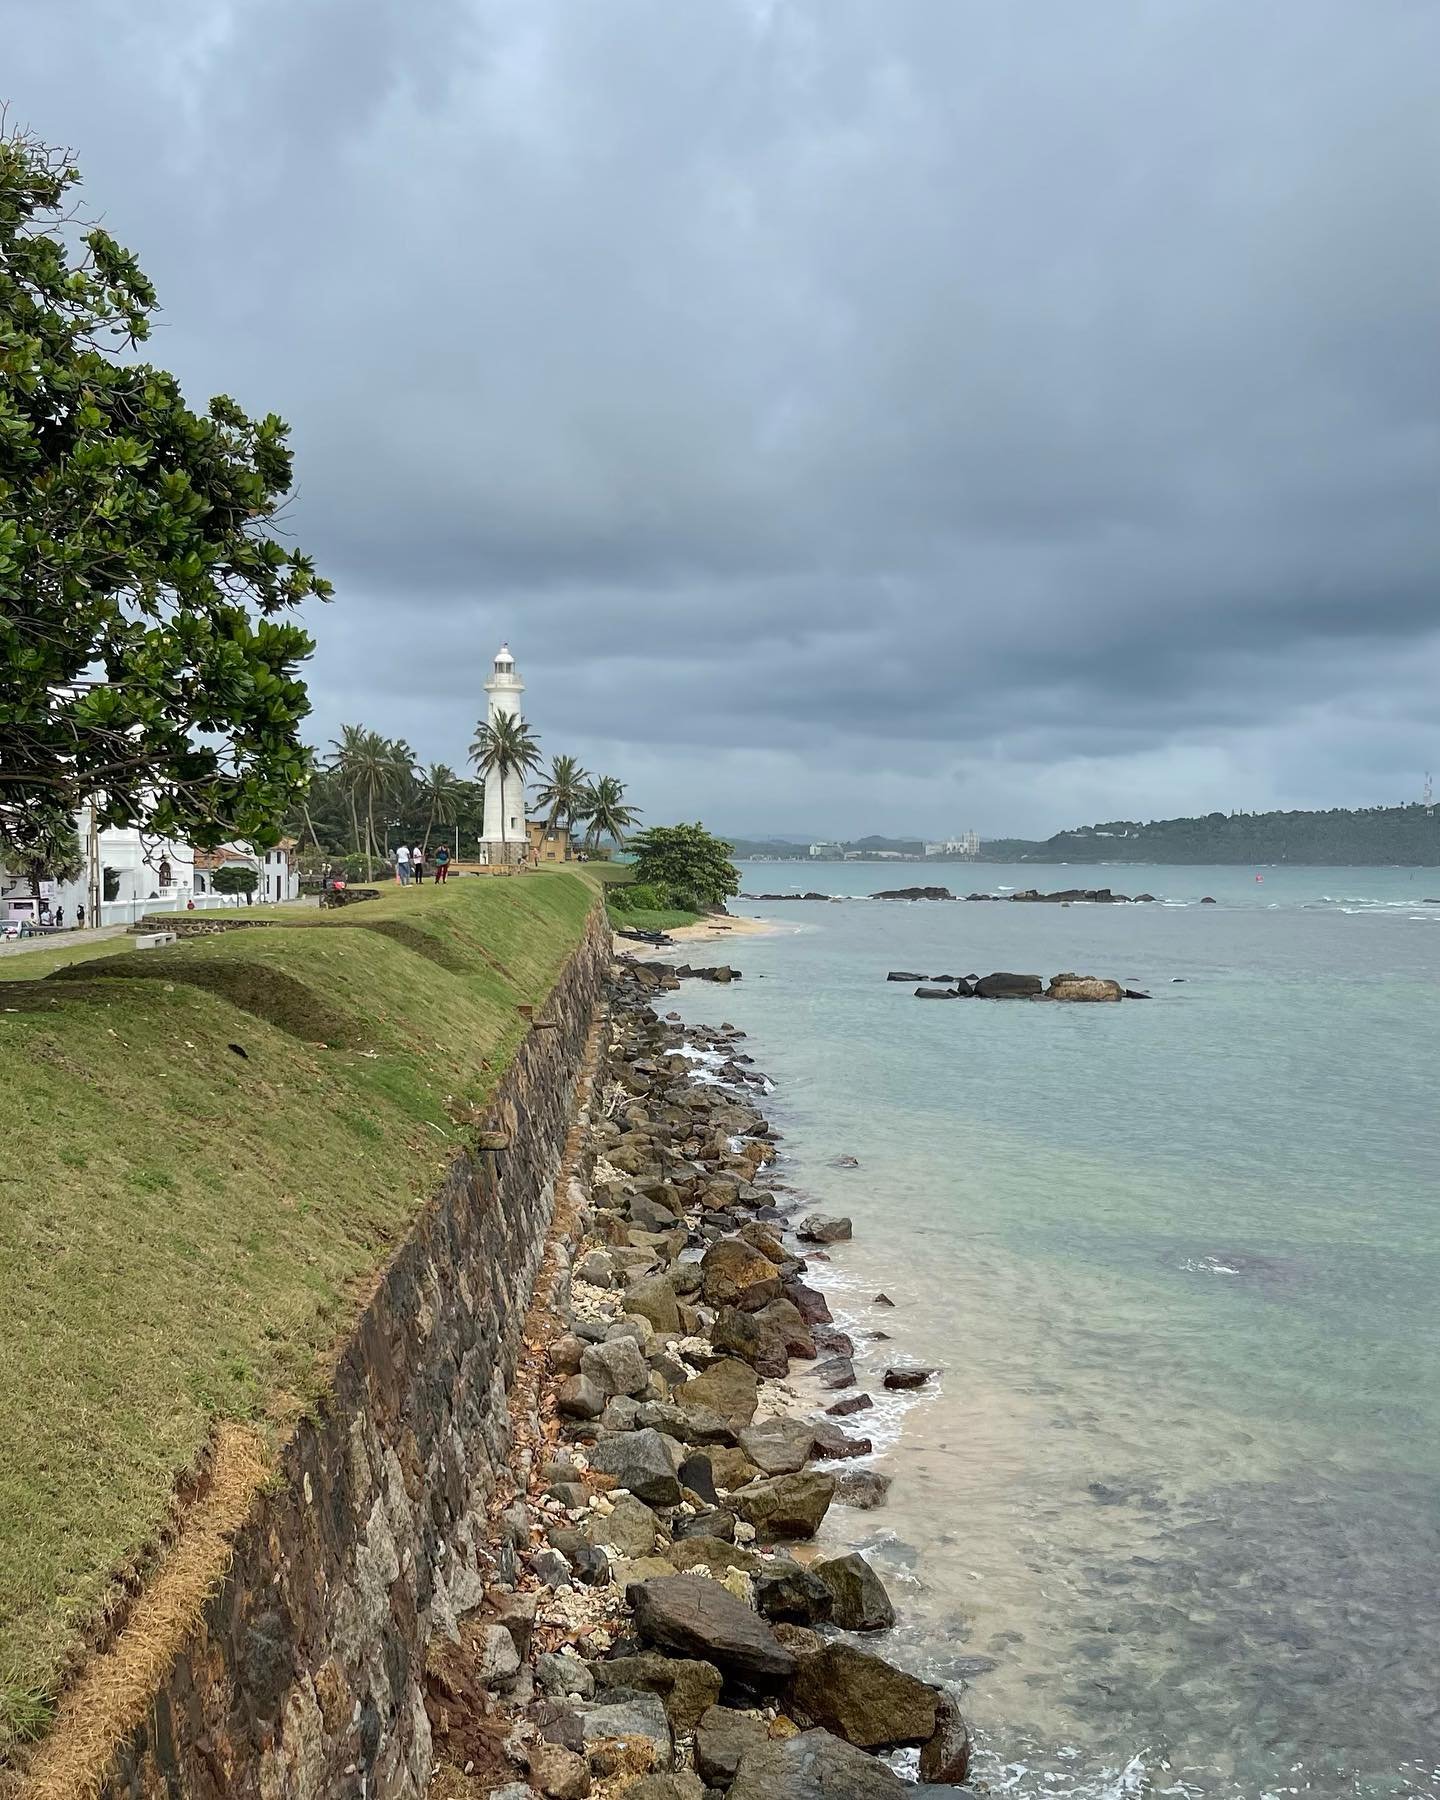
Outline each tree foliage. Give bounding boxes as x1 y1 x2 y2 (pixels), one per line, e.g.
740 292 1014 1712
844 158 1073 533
0 803 82 901
578 774 639 850
627 821 739 909
469 712 541 852
532 753 589 839
0 122 331 861
211 862 258 898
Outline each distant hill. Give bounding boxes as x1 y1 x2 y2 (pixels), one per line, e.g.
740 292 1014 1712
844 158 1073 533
977 805 1440 866
725 806 1440 866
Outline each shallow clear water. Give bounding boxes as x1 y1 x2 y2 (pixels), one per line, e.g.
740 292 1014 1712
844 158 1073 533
667 862 1440 1800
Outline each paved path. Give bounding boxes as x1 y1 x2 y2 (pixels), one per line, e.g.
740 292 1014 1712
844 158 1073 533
0 923 129 959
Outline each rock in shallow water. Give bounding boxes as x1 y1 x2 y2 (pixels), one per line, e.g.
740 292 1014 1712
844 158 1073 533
918 1685 972 1784
832 1469 892 1510
811 1552 895 1631
883 1365 936 1390
797 1213 853 1243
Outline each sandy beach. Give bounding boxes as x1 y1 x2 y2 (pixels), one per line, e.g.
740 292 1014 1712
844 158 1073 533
612 910 776 954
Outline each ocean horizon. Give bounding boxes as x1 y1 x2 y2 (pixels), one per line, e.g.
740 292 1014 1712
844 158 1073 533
665 861 1440 1800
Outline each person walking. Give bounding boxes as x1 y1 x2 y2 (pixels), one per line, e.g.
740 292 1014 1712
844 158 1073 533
395 842 411 885
433 844 451 884
54 905 64 928
76 904 85 929
411 844 425 884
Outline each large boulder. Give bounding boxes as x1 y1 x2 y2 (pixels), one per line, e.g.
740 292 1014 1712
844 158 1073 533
556 1374 606 1419
811 1553 895 1631
629 1575 796 1685
590 1652 723 1732
728 1729 916 1800
883 1366 935 1390
712 1306 790 1378
625 1272 682 1332
753 1561 834 1625
580 1336 651 1399
701 1238 784 1312
739 1416 816 1477
707 1445 762 1491
668 1535 763 1579
809 1420 871 1460
574 1690 673 1763
732 1471 836 1540
814 1356 856 1390
583 1493 661 1559
589 1429 684 1506
973 972 1042 999
637 1399 737 1447
694 1705 770 1785
672 1358 760 1430
755 1297 816 1358
1045 974 1124 1002
784 1279 833 1326
788 1643 938 1748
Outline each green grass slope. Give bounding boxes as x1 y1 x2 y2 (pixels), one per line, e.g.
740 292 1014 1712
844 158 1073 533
0 875 593 1755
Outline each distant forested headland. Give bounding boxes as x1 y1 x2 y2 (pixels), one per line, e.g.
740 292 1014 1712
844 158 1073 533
980 805 1440 865
729 804 1440 865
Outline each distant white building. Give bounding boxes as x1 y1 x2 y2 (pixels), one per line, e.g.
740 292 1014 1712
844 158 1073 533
924 832 980 859
194 841 301 906
808 841 844 859
1 807 302 930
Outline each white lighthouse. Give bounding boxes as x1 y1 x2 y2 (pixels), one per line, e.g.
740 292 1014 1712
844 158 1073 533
480 643 527 865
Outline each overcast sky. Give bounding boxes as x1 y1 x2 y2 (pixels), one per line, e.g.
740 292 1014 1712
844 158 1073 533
10 1 1440 837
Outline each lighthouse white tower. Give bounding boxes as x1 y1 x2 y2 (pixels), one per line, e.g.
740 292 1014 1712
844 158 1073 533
480 643 527 865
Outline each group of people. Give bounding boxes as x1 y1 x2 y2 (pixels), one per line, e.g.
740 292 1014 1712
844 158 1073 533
395 843 451 885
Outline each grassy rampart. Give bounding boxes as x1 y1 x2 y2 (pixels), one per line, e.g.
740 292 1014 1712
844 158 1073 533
0 874 593 1759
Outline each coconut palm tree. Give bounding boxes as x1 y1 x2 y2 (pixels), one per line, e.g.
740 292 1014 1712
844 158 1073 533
531 754 590 850
469 712 542 863
578 775 640 852
417 762 467 850
325 723 369 861
345 729 396 878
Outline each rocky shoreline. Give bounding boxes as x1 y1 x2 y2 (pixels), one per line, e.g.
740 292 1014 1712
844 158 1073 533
429 954 971 1800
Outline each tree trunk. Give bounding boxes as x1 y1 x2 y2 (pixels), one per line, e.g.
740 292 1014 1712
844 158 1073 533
365 790 377 881
498 760 507 865
348 789 362 861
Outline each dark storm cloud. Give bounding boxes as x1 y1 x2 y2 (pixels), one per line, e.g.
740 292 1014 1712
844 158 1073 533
8 0 1440 834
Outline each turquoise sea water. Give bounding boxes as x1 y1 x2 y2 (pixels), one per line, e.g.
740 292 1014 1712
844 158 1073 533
665 862 1440 1800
